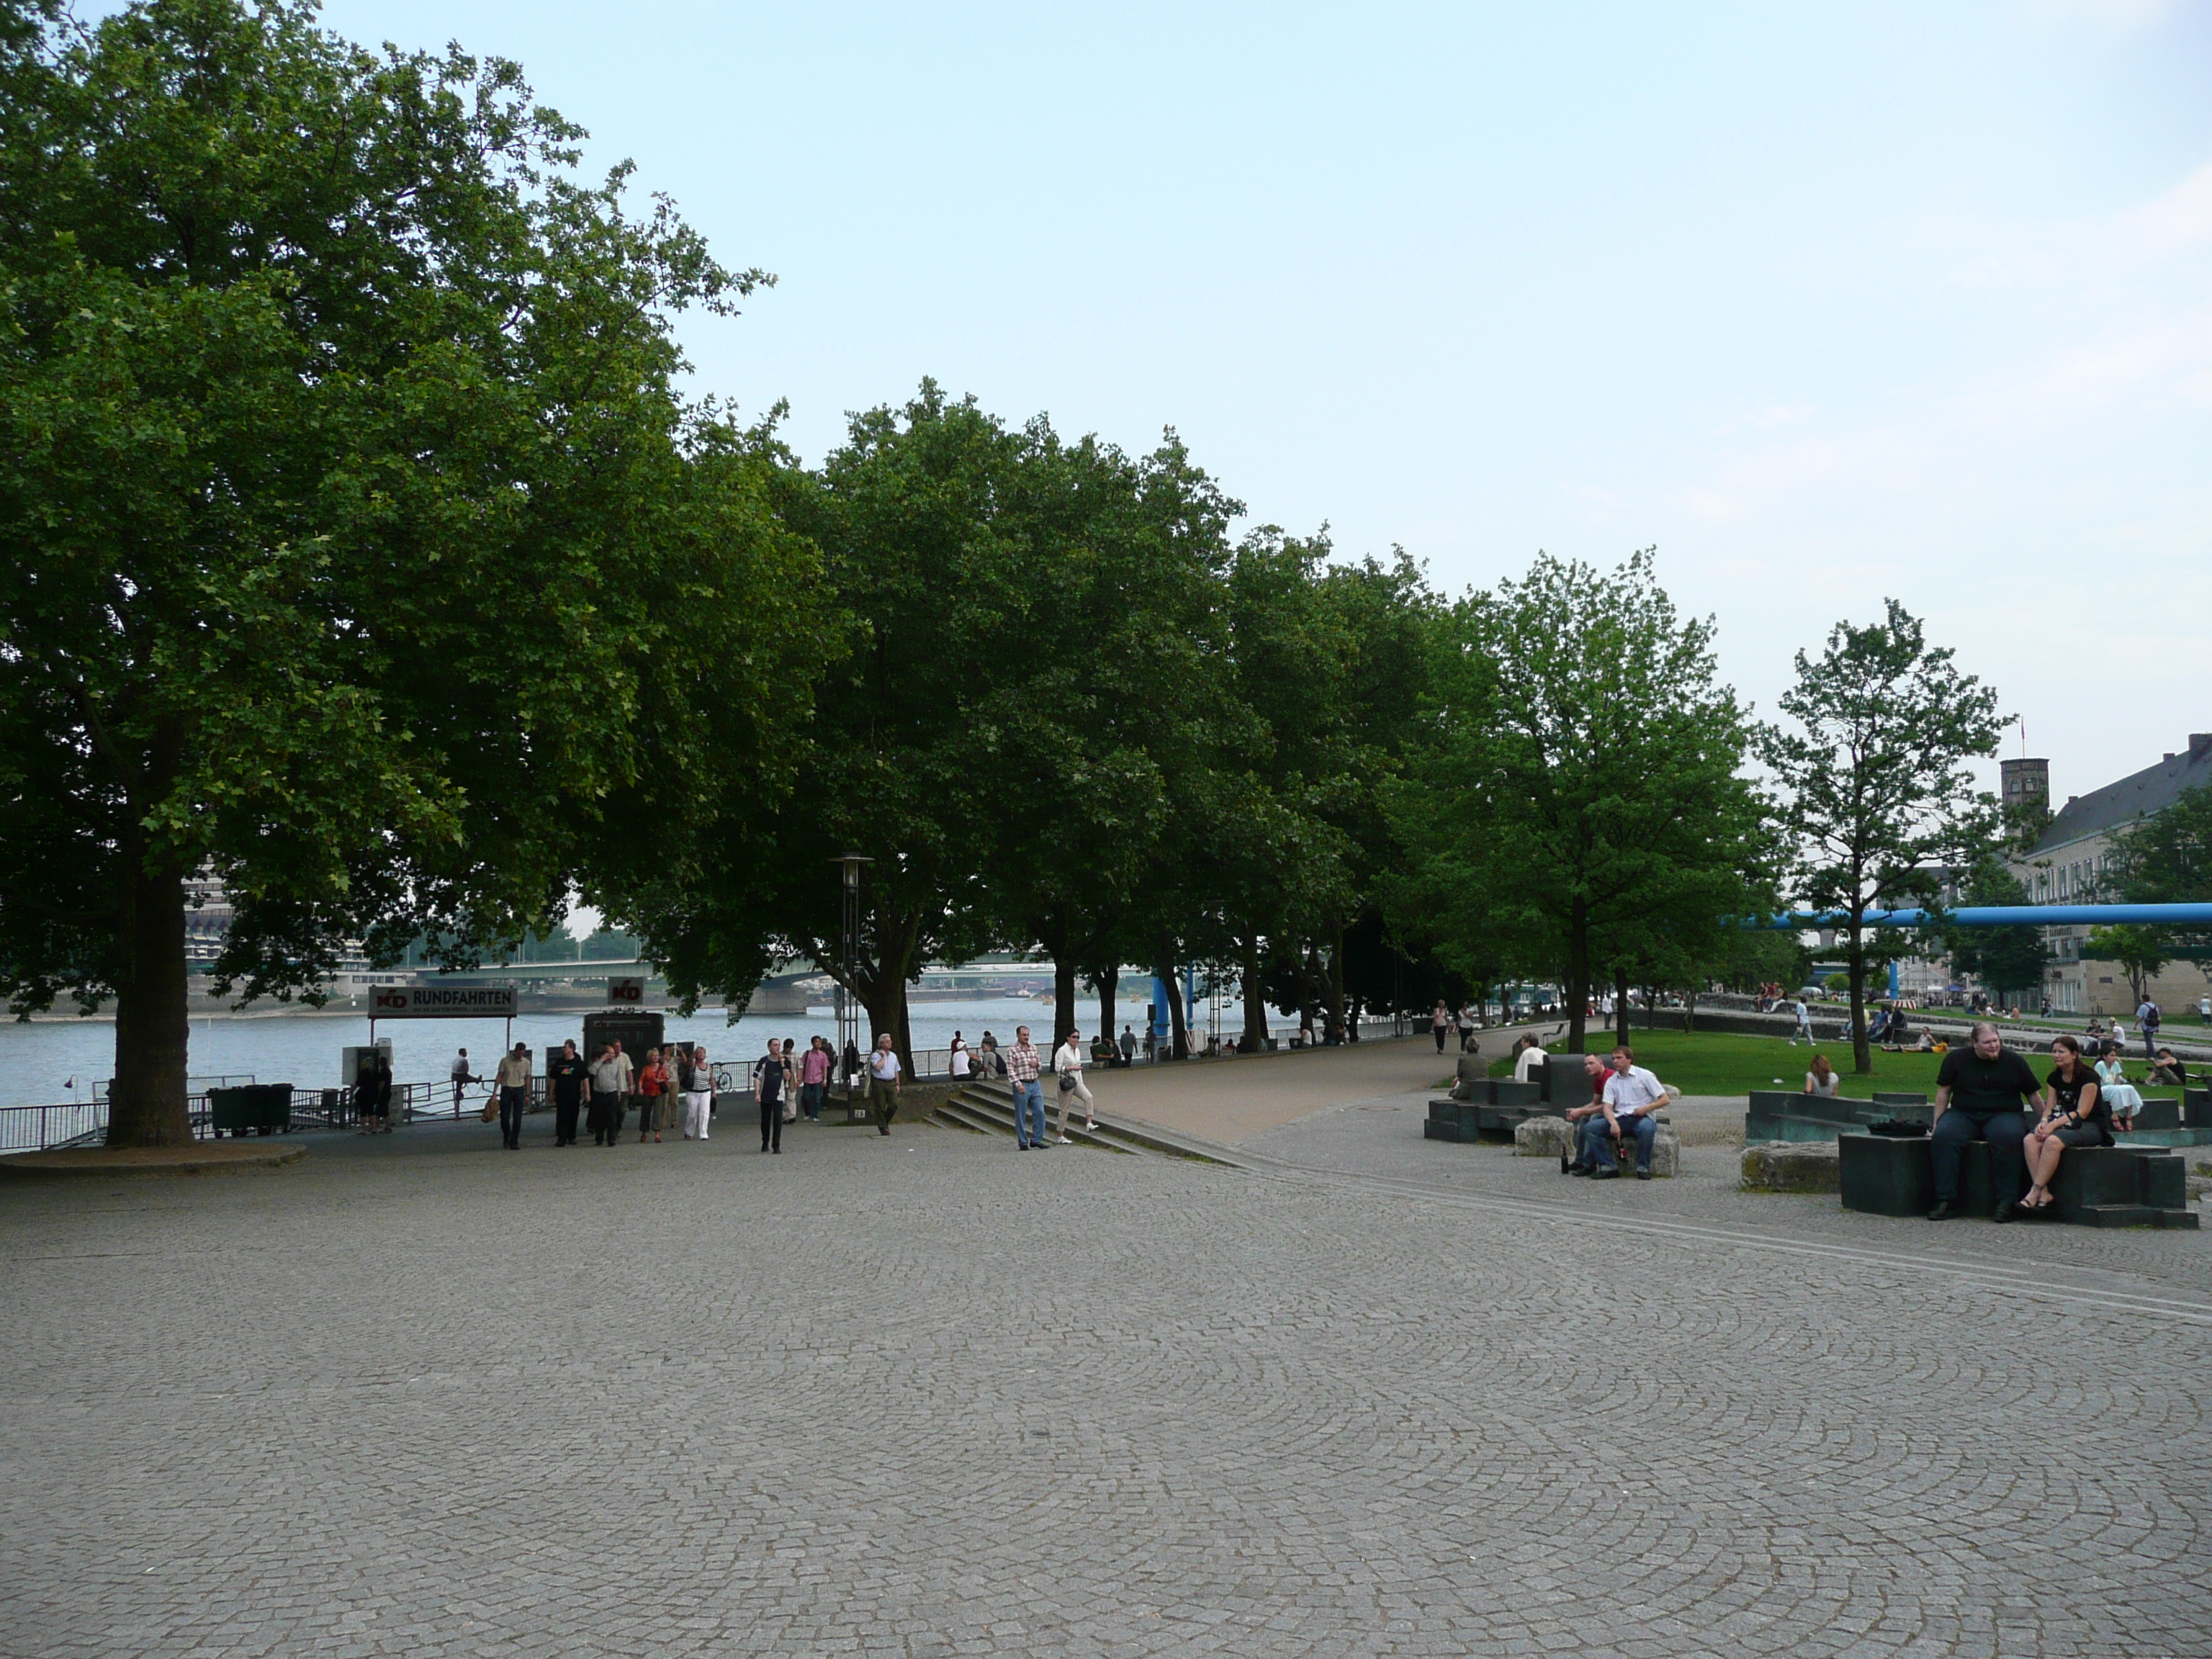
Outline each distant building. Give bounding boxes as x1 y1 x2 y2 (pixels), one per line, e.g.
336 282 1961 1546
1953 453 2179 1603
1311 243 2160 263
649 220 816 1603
2008 734 2212 1016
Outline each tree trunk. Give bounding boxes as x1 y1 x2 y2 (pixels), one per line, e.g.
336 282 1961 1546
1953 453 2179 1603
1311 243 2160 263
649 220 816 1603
1053 954 1079 1048
1564 898 1591 1051
107 855 193 1148
1097 965 1117 1053
1154 942 1189 1058
1847 916 1871 1074
1614 965 1631 1051
1240 934 1268 1053
1325 927 1347 1041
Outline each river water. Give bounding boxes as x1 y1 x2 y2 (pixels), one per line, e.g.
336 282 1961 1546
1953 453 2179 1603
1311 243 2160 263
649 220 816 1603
0 996 1265 1108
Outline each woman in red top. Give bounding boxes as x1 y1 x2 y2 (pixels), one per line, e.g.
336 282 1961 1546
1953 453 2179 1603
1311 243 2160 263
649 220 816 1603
635 1048 669 1143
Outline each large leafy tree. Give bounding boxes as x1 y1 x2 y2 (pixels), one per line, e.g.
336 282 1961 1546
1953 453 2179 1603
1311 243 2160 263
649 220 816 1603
0 0 818 1143
1393 549 1766 1053
1755 600 2005 1073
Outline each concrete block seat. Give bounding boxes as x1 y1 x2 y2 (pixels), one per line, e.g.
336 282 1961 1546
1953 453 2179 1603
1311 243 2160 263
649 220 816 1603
2115 1091 2212 1148
1424 1094 1563 1145
1838 1130 2197 1228
1741 1140 1841 1193
1745 1089 1933 1144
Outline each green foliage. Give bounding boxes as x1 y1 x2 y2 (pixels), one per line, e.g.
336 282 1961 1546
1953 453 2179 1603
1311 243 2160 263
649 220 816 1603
2111 782 2212 907
0 0 820 1142
2085 925 2170 1005
1755 599 2005 1072
1946 863 2050 1003
1390 548 1769 1051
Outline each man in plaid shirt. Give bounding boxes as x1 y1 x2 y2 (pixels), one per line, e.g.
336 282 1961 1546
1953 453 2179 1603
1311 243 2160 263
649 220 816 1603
1005 1025 1047 1150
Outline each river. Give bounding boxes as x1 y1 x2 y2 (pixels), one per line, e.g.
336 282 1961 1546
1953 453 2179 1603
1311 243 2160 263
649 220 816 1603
0 995 1265 1108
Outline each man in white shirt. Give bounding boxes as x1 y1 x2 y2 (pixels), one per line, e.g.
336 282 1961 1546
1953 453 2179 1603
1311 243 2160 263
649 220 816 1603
1578 1045 1667 1180
588 1040 631 1148
449 1048 478 1112
1051 1028 1093 1143
866 1033 902 1136
1790 999 1812 1045
1511 1037 1547 1084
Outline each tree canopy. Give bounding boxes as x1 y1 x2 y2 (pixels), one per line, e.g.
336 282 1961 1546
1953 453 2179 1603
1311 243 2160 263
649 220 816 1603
0 0 823 1142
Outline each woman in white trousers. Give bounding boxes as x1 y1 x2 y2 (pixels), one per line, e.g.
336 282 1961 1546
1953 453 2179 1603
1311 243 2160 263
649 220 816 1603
1052 1030 1094 1142
682 1044 715 1141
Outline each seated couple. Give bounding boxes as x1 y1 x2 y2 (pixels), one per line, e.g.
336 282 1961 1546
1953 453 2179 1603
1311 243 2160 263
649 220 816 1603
1928 1026 2115 1222
1560 1046 1668 1181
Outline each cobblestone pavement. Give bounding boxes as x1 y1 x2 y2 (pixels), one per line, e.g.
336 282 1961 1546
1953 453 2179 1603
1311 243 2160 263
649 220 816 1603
3 1104 2208 1658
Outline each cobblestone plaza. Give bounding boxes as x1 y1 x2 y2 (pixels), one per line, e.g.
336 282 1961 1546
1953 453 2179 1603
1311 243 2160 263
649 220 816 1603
4 1057 2208 1658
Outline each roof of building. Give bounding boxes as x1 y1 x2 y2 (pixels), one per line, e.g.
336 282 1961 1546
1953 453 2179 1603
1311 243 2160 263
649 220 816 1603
2029 734 2212 855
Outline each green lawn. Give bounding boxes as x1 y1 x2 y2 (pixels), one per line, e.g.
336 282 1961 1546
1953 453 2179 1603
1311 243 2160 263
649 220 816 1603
1488 1028 1972 1099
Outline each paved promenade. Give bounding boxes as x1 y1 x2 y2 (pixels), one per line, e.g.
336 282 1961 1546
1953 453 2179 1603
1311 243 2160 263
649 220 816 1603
4 1040 2208 1658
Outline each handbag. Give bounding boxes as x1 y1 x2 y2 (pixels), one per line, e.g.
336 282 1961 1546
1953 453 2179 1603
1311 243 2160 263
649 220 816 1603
480 1097 499 1123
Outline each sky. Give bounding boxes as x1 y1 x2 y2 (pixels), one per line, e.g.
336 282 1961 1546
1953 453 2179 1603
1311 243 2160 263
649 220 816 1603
310 0 2212 804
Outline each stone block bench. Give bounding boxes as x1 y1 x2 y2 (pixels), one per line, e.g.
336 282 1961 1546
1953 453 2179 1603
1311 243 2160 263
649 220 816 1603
1838 1130 2197 1228
1744 1089 1932 1144
1426 1092 1560 1144
1741 1140 1841 1193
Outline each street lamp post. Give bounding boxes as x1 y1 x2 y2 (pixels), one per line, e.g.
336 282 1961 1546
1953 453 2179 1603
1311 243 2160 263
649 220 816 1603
832 853 873 1120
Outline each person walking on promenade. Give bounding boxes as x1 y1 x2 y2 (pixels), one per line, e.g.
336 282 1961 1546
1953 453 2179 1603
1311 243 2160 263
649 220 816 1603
494 1042 534 1151
635 1048 667 1143
679 1044 714 1140
586 1040 624 1147
799 1036 831 1121
1790 997 1813 1046
753 1039 788 1154
1432 1002 1451 1054
2136 997 2162 1064
603 1040 637 1142
866 1033 902 1135
1005 1025 1046 1149
551 1040 591 1146
2019 1035 2109 1214
1927 1022 2038 1223
1052 1026 1094 1141
1119 1024 1137 1066
450 1048 479 1113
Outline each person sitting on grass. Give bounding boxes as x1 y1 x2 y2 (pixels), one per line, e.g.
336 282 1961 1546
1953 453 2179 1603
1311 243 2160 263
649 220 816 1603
1804 1053 1840 1097
2149 1047 2188 1089
1575 1045 1667 1181
2018 1035 2109 1215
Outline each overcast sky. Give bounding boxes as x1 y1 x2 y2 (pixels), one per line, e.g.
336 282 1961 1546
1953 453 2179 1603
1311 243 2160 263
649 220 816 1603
317 0 2212 803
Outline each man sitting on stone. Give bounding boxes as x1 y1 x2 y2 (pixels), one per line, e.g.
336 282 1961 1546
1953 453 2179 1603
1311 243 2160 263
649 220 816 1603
1560 1053 1614 1176
1927 1020 2038 1223
1576 1045 1666 1181
1511 1035 1547 1083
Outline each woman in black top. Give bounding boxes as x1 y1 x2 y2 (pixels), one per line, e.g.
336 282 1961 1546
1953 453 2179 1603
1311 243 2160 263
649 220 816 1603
2020 1035 2106 1213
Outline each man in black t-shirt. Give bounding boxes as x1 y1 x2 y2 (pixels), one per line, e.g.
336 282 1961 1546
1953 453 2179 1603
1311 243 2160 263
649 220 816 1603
1928 1022 2038 1222
548 1039 590 1148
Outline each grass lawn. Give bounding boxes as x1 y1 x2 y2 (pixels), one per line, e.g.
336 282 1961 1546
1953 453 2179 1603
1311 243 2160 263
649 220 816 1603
1488 1028 1972 1099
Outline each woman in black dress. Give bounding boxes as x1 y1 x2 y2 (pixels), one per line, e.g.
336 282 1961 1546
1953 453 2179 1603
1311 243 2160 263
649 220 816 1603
2020 1035 2107 1213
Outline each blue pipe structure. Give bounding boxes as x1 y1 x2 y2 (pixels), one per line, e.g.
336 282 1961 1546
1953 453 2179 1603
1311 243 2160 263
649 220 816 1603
1766 903 2212 930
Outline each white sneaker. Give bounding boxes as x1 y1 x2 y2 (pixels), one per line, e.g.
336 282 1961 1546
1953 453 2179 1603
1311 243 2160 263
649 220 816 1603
1055 1135 1073 1145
